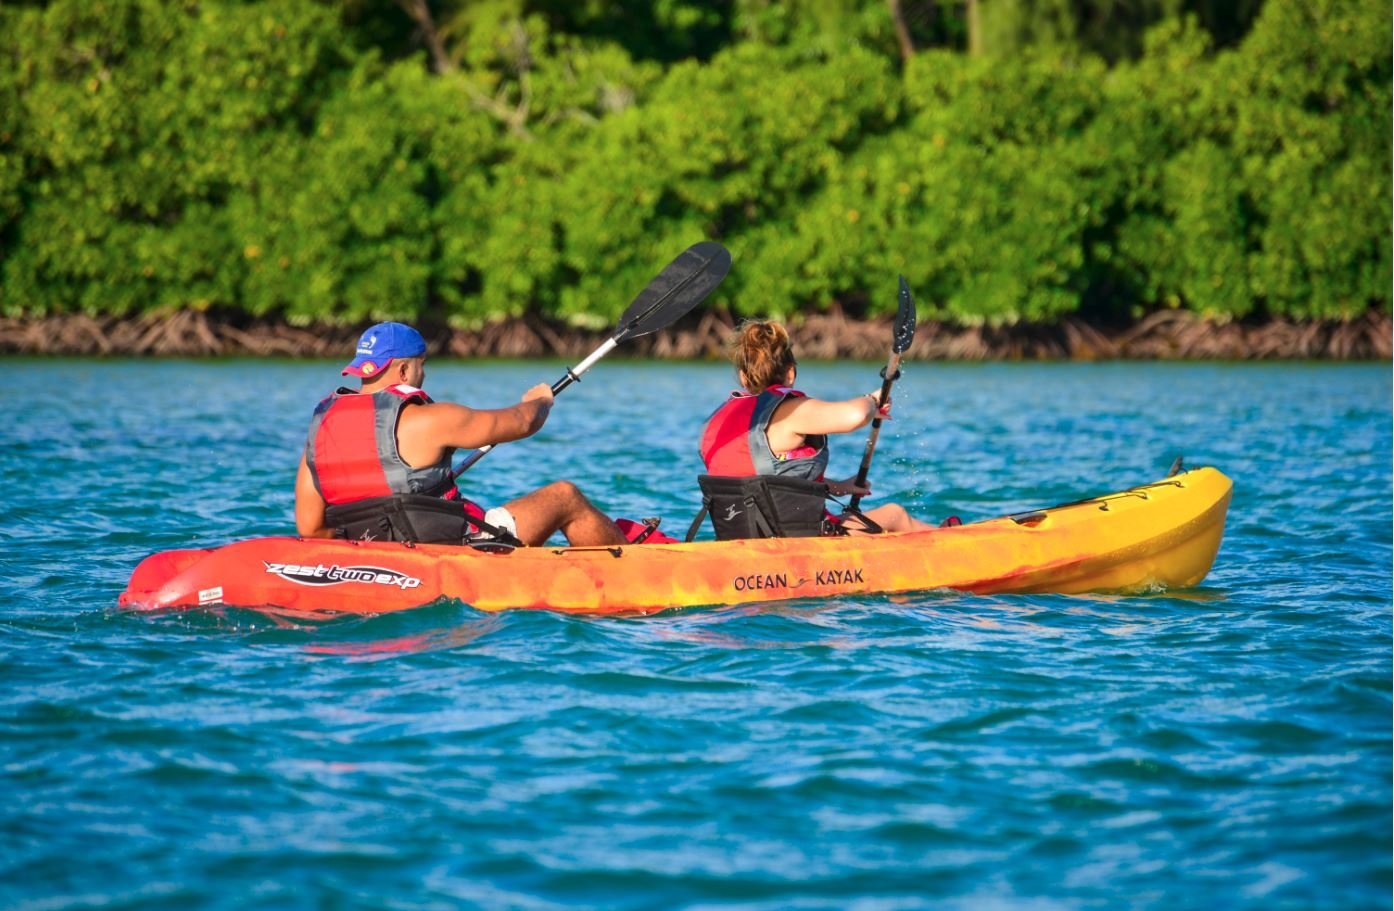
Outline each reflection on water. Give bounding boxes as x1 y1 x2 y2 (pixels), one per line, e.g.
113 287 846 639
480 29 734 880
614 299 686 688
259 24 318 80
303 613 507 659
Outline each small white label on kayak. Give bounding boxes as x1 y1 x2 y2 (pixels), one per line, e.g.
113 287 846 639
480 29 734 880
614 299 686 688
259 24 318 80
198 586 224 605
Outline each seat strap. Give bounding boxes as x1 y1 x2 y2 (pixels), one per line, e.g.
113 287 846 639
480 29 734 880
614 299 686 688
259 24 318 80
837 508 885 535
747 493 778 538
684 498 711 543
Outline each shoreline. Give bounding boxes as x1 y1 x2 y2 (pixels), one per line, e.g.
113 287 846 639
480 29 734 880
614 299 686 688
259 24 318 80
0 308 1388 361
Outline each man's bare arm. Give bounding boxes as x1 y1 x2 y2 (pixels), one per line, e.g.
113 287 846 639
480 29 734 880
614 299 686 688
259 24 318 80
418 400 550 450
294 454 333 538
397 384 555 467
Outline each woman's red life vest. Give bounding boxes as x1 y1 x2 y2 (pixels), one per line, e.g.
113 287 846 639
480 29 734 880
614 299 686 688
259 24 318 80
699 385 829 481
305 385 458 505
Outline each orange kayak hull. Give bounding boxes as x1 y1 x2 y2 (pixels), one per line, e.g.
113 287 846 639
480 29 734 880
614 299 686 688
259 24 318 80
119 468 1232 615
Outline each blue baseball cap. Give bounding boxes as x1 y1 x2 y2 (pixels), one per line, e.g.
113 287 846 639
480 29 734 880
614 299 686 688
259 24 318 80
342 322 427 377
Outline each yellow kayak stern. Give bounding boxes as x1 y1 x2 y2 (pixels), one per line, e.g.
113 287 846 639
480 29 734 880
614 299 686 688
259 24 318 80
957 466 1233 595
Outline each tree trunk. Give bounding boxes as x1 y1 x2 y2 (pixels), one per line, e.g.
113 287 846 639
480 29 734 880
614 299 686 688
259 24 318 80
396 0 454 75
887 0 916 61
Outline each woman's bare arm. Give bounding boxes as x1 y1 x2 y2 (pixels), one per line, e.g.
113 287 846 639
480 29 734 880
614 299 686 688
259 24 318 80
766 394 880 451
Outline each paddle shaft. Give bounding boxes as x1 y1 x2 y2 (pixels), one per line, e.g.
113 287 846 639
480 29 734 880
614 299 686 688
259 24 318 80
445 241 730 480
847 350 905 513
450 337 619 477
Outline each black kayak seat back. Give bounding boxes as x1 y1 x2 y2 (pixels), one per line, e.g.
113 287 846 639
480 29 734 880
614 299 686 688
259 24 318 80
688 474 840 541
325 494 475 545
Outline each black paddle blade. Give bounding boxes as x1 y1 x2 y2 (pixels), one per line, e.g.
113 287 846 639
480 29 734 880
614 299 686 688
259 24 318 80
615 241 731 342
893 274 917 354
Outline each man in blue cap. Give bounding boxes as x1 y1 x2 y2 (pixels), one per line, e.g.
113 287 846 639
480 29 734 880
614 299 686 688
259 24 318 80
293 321 626 547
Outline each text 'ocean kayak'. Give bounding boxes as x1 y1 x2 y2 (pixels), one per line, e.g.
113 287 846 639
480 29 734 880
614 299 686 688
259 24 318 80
119 467 1232 615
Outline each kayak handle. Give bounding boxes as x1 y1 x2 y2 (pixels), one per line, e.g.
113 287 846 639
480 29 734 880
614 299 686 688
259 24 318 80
551 547 624 558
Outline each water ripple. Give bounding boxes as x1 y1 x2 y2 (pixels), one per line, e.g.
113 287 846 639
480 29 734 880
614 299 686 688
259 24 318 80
1 360 1389 910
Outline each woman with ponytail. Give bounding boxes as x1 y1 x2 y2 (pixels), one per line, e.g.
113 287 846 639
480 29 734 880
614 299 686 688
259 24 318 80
699 320 932 535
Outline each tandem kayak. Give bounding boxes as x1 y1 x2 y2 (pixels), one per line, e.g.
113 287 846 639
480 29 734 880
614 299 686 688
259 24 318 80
119 468 1231 616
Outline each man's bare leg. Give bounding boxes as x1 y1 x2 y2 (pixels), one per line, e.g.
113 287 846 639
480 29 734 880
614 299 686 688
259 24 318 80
504 481 627 546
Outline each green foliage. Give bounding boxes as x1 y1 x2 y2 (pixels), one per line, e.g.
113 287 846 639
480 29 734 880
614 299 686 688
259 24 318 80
0 0 1387 326
236 62 441 326
2 0 353 317
1106 16 1249 317
1221 0 1392 319
1109 0 1392 319
733 0 900 54
741 50 1112 324
467 40 899 326
973 0 1244 61
0 8 31 244
527 0 731 63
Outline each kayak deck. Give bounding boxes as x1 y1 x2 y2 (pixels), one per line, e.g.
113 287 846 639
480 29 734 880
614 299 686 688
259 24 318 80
119 467 1232 615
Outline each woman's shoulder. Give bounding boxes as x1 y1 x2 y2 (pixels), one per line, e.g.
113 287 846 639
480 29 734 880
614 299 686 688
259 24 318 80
768 390 822 421
762 385 815 401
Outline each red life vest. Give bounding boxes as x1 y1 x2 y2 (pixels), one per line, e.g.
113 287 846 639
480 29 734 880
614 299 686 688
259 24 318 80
699 385 829 481
305 385 457 505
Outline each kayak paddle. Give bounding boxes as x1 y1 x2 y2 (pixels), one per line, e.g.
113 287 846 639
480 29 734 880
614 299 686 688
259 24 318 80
451 241 732 477
846 275 917 515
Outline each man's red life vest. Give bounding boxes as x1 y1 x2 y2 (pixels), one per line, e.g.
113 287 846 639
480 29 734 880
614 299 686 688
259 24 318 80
699 385 829 481
305 385 457 505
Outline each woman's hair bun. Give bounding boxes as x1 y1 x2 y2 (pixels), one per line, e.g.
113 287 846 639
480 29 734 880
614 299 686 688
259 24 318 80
731 319 796 393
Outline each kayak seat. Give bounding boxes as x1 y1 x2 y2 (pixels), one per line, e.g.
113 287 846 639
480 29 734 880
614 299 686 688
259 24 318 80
685 475 846 542
325 494 491 546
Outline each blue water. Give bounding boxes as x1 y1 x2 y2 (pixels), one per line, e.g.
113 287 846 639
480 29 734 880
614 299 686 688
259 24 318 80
2 359 1390 910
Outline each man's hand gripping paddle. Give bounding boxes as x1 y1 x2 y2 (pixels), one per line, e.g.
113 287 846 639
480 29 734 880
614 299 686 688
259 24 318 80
451 241 732 478
845 275 917 519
